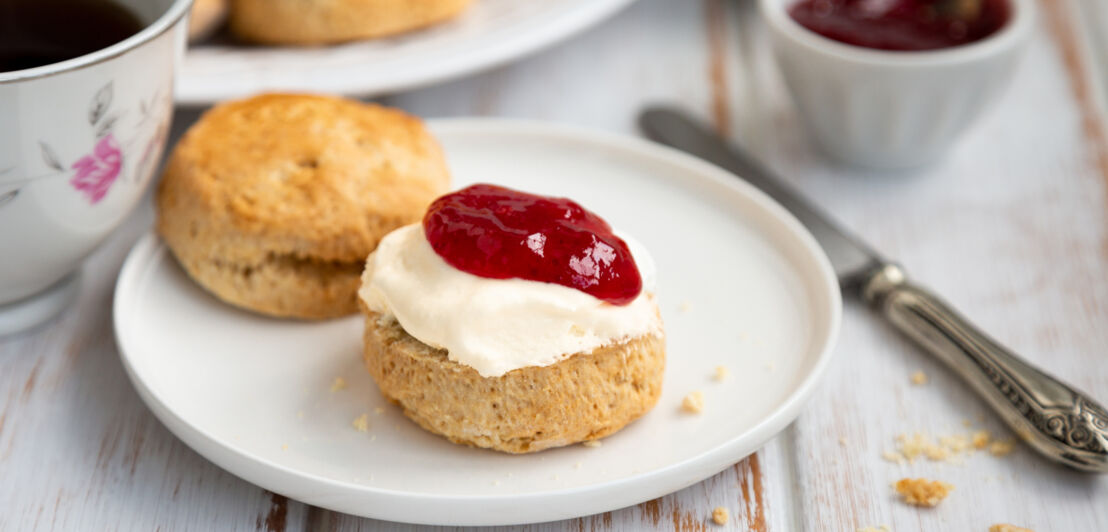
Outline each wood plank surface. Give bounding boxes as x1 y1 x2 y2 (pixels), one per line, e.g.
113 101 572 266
2 0 1107 530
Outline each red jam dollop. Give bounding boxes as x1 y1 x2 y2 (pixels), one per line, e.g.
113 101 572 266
789 0 1010 51
423 184 643 306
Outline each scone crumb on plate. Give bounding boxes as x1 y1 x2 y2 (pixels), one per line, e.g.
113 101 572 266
352 414 369 432
582 440 603 448
713 365 729 382
989 524 1034 532
678 301 692 313
711 506 729 525
281 444 288 451
330 377 347 392
894 478 953 507
374 406 385 415
910 371 928 385
839 437 848 446
682 391 704 414
989 439 1015 457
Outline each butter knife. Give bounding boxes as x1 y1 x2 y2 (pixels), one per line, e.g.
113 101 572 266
639 106 1108 473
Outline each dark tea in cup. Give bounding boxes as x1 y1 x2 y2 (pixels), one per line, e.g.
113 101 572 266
0 0 143 73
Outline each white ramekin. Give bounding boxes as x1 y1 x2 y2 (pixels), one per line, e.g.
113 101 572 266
760 0 1034 168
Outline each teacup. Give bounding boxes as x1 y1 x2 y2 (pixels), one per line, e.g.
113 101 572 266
0 0 192 335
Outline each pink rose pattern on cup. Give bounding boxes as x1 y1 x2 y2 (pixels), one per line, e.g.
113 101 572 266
0 82 172 208
70 133 122 204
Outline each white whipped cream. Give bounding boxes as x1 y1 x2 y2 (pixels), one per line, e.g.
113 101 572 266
358 224 662 377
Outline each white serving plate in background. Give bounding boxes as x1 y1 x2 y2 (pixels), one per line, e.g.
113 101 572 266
113 120 840 525
178 0 636 105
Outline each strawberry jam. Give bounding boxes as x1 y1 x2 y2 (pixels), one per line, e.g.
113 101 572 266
423 184 643 306
789 0 1010 52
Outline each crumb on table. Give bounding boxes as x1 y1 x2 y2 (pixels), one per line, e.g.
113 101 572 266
989 524 1034 532
682 391 704 414
582 440 603 448
352 413 369 432
330 377 347 392
989 439 1015 457
910 371 929 385
713 365 729 382
894 478 954 507
711 506 729 525
972 430 991 449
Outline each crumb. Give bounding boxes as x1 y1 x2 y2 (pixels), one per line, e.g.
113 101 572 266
575 462 582 469
678 301 692 313
569 324 586 337
939 434 970 454
989 525 1034 532
352 414 369 432
713 365 729 382
582 440 603 448
989 440 1015 457
910 371 928 385
330 377 347 392
711 506 729 525
374 406 385 415
894 478 953 507
972 430 991 449
882 450 907 465
681 391 704 414
962 419 973 428
839 437 848 446
281 444 288 451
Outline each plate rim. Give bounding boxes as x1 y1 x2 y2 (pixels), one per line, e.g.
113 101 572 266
113 118 842 525
177 0 639 105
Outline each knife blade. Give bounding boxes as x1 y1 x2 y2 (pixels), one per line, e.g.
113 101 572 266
638 106 1108 473
638 107 882 286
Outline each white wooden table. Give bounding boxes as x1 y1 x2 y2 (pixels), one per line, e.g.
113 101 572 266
3 0 1107 529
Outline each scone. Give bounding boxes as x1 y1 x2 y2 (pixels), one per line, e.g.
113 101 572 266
229 0 473 46
156 93 450 319
188 0 228 42
359 184 666 453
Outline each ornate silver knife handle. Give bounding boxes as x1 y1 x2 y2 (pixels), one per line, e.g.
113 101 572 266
863 264 1108 472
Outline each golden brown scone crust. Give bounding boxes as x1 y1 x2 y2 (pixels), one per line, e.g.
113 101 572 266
229 0 473 46
188 0 229 42
156 94 450 319
361 311 666 453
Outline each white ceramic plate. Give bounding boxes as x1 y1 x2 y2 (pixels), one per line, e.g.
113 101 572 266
114 120 841 525
178 0 636 105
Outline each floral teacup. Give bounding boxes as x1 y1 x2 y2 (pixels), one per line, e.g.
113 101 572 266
0 0 192 335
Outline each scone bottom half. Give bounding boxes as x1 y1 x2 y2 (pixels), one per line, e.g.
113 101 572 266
155 93 450 320
361 311 666 454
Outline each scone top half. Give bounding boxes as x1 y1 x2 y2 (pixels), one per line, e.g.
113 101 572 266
157 93 450 319
358 184 666 453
